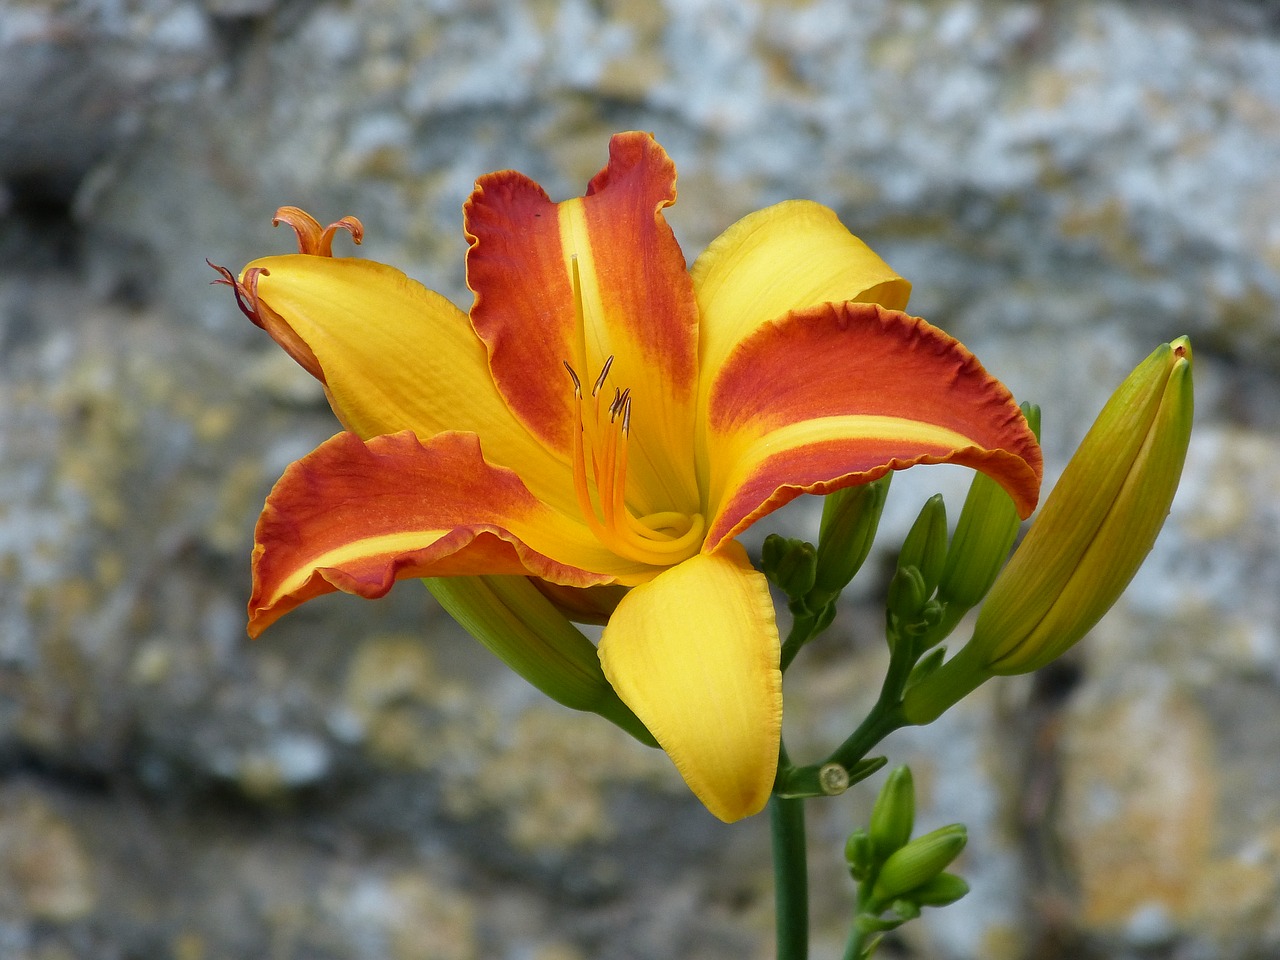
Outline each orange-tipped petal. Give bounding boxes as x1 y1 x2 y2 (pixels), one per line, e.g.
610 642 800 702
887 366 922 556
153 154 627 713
466 132 701 514
249 431 661 637
703 302 1042 548
598 542 781 822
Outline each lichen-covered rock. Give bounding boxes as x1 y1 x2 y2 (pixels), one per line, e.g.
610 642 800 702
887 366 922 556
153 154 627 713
2 0 1279 958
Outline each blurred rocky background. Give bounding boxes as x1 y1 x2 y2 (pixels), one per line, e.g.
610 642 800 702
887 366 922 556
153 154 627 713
2 0 1279 957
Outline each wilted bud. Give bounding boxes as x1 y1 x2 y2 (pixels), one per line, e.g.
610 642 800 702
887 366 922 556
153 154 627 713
811 474 892 607
902 338 1193 724
868 766 916 858
424 576 655 745
761 534 819 602
871 824 967 903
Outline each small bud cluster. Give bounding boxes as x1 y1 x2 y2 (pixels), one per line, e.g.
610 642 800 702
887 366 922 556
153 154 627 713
843 766 969 957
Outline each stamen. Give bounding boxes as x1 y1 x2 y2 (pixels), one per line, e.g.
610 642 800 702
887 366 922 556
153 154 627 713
560 351 702 566
272 206 364 256
593 355 615 397
208 261 270 329
563 361 582 396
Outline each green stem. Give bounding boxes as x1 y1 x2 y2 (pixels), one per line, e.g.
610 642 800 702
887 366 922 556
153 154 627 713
823 636 914 773
770 789 809 960
779 609 821 672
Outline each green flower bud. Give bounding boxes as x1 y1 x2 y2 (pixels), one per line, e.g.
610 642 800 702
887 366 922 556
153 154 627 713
936 404 1040 611
424 576 655 746
902 339 1193 724
886 566 928 624
811 474 892 606
909 871 970 907
871 824 967 903
896 494 948 596
868 766 916 858
761 534 818 602
844 829 875 881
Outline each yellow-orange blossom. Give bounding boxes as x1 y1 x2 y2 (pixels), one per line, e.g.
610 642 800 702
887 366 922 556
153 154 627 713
214 132 1041 822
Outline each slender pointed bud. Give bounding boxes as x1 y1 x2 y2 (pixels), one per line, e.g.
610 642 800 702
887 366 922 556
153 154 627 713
936 404 1040 611
909 872 970 907
902 339 1194 724
423 576 656 746
844 829 875 881
868 766 916 858
811 474 892 607
896 495 948 596
871 824 967 903
761 534 818 602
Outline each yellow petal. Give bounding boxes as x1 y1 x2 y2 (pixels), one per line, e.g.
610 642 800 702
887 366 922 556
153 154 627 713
690 200 910 485
597 542 782 822
245 254 577 515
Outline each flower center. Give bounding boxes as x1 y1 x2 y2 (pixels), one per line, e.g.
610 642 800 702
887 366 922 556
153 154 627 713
564 357 705 567
564 261 704 568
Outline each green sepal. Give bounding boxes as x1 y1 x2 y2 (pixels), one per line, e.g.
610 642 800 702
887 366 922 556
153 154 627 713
423 576 656 747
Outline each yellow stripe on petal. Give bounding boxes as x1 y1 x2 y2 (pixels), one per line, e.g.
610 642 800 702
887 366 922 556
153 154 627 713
598 542 782 823
705 416 1028 548
245 255 578 516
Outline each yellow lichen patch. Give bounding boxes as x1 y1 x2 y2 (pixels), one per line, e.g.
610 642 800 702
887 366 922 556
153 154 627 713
1059 690 1216 928
0 791 97 922
441 703 677 853
341 633 450 770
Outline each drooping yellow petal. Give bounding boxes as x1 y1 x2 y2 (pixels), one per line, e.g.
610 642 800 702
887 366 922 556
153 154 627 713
242 255 578 515
597 542 782 822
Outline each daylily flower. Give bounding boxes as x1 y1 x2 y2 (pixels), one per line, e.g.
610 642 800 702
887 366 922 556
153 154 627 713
213 132 1041 822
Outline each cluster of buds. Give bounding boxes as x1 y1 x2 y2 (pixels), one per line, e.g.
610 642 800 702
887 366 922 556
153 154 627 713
843 766 969 954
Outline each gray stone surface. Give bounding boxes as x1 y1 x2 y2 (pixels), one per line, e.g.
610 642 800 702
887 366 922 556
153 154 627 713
2 0 1279 958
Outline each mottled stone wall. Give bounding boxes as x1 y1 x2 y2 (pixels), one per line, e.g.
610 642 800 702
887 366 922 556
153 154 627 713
2 1 1279 958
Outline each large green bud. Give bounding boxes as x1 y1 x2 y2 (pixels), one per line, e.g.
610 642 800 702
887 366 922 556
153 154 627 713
903 338 1194 724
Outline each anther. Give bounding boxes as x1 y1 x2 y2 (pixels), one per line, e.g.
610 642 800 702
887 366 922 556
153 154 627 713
609 388 631 422
592 355 615 397
563 360 583 396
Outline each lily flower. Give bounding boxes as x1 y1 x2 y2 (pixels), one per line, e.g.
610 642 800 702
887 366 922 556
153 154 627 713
213 132 1041 822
